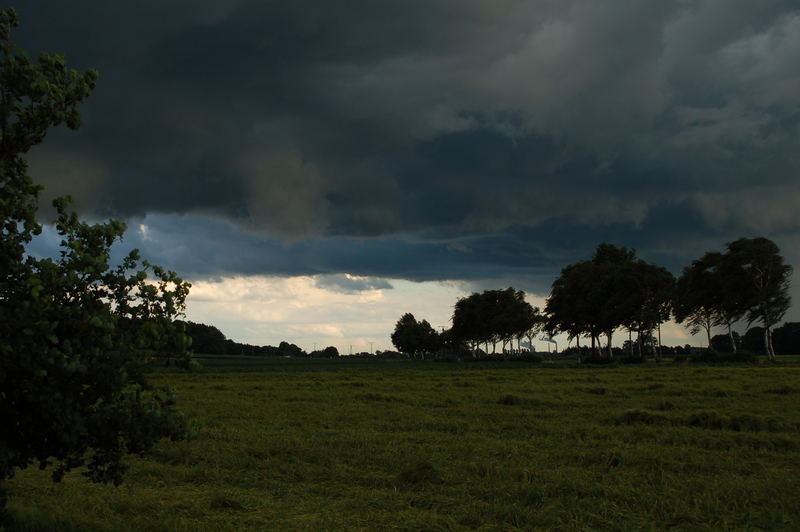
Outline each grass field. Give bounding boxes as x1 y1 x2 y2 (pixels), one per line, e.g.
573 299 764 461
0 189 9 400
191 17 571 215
5 358 800 531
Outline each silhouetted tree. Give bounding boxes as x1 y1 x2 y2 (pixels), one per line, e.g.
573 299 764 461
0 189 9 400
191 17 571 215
452 288 534 355
622 260 675 360
391 313 440 358
179 320 228 354
278 341 306 357
310 346 340 358
546 244 640 359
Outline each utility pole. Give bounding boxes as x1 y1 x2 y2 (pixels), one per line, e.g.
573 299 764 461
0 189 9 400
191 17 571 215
369 341 374 354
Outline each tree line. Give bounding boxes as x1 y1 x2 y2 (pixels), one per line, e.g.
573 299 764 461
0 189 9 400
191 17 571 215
392 240 793 361
178 321 340 358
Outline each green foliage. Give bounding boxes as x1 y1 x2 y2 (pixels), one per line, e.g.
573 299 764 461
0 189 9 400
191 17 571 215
0 7 190 516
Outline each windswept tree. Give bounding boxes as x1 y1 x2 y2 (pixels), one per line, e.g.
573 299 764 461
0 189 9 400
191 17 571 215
1 9 190 517
724 237 792 360
675 238 791 358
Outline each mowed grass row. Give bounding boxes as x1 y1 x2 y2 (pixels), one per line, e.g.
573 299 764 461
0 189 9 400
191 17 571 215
6 362 800 531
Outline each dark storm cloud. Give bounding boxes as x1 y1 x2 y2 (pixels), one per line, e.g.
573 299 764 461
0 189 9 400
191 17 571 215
13 1 800 311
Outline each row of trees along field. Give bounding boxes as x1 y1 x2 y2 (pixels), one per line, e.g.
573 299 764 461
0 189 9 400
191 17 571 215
392 241 793 361
0 9 191 519
177 320 340 358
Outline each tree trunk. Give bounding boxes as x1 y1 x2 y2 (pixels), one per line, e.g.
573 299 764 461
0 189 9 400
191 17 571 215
705 321 712 349
628 329 633 356
657 324 662 362
728 324 737 354
765 326 775 360
637 329 643 359
606 330 613 359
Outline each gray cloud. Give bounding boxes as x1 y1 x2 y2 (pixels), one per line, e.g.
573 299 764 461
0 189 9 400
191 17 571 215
314 274 393 294
13 1 800 319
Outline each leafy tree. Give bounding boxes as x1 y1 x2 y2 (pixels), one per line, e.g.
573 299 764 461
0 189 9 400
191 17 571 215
451 293 488 352
723 237 792 360
622 260 675 360
391 313 440 358
451 288 534 355
545 261 596 353
277 341 306 357
546 244 641 359
0 9 190 518
179 320 228 354
310 346 340 358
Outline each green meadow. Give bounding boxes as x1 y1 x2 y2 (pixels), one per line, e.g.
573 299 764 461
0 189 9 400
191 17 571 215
5 358 800 531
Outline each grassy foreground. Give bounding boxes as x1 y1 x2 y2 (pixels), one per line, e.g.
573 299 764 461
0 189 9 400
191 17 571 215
5 359 800 531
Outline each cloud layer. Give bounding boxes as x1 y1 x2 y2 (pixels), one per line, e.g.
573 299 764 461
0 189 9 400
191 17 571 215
15 1 800 320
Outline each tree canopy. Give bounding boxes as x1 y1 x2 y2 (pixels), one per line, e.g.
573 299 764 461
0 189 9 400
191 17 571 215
391 313 440 358
0 8 190 517
452 288 535 354
545 244 675 360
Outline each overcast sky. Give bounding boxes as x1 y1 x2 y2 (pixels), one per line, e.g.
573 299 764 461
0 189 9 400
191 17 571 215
16 1 800 351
